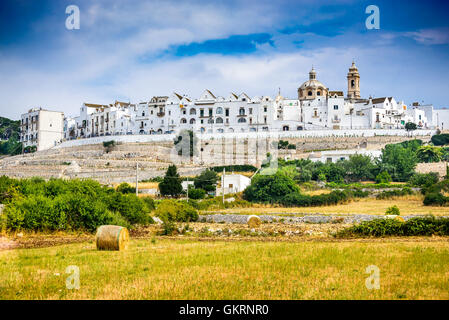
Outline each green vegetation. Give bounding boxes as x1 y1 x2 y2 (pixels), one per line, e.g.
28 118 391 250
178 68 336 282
431 133 449 146
376 188 414 200
375 171 392 184
158 165 183 197
102 140 116 153
338 216 449 237
386 205 400 215
187 187 206 200
0 117 22 156
0 176 154 232
116 182 136 194
193 169 218 192
416 145 442 163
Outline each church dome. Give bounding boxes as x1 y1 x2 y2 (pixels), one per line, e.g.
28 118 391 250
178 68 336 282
298 67 328 100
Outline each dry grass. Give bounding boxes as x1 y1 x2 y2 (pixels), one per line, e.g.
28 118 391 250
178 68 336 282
206 195 449 216
0 239 448 300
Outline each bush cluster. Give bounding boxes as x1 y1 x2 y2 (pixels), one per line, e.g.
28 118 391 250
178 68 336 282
337 216 449 237
376 187 413 200
210 165 257 173
1 176 154 232
280 189 368 207
154 199 199 223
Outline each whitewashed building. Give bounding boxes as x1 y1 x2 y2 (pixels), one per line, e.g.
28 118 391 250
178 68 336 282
20 108 64 151
219 174 252 195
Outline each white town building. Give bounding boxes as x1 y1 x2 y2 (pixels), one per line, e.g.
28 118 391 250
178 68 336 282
20 108 64 151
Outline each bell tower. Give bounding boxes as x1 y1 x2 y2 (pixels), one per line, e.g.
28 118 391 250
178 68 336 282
347 61 360 99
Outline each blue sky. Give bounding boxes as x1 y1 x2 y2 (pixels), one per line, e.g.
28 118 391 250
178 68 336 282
1 0 449 119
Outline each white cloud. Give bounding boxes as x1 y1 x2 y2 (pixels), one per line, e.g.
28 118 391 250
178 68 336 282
404 28 449 45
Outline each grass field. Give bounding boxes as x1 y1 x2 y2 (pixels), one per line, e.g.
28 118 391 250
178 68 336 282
205 195 449 216
1 239 448 299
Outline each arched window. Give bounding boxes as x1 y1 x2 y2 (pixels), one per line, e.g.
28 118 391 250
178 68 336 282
208 118 214 124
238 118 246 123
190 118 196 124
200 127 205 133
283 126 289 131
239 108 245 115
216 117 223 124
190 108 196 115
228 128 234 133
216 107 223 114
217 128 224 133
308 91 313 96
180 118 187 124
317 91 321 96
351 80 355 88
249 128 256 132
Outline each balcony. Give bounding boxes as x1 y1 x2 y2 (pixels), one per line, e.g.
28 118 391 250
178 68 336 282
157 112 165 117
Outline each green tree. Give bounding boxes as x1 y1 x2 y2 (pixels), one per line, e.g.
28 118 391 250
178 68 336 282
405 122 417 132
379 143 418 182
243 172 300 203
416 146 442 163
343 154 376 182
194 169 218 192
159 165 183 197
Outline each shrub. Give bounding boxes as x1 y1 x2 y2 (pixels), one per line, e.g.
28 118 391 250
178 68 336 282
386 205 400 215
423 193 447 206
141 196 155 212
431 134 449 146
194 169 218 192
211 165 257 173
409 172 439 188
376 188 413 200
338 216 449 237
116 182 136 194
155 199 199 222
375 171 392 184
106 193 150 225
188 188 206 200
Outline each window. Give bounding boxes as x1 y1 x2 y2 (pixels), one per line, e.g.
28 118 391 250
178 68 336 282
209 108 213 117
334 105 338 110
190 118 196 124
181 118 187 124
239 108 245 116
264 107 267 112
190 108 196 115
200 127 205 133
317 91 321 96
351 80 355 88
216 117 223 124
249 108 253 115
225 109 230 116
282 126 289 131
308 91 312 96
238 118 246 123
216 107 223 114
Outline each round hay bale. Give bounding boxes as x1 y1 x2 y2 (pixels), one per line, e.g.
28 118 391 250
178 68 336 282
95 225 129 251
247 215 262 228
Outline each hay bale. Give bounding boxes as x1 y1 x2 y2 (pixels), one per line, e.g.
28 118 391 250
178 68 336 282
95 225 129 251
247 215 262 228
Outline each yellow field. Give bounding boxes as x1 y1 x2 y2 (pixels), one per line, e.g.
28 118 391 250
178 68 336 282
1 239 448 300
205 195 449 216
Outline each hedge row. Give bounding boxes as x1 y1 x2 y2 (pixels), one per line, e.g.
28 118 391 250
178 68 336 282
280 190 369 207
337 216 449 237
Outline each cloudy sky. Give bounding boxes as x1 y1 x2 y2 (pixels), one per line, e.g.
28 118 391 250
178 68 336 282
1 0 449 119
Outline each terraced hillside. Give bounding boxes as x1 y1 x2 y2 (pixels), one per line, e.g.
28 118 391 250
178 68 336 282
0 133 432 184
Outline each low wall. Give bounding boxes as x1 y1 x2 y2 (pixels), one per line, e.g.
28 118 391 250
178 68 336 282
55 129 436 149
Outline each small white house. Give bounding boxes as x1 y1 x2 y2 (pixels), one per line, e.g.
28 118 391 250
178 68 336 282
218 174 252 195
182 180 194 191
308 149 382 163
